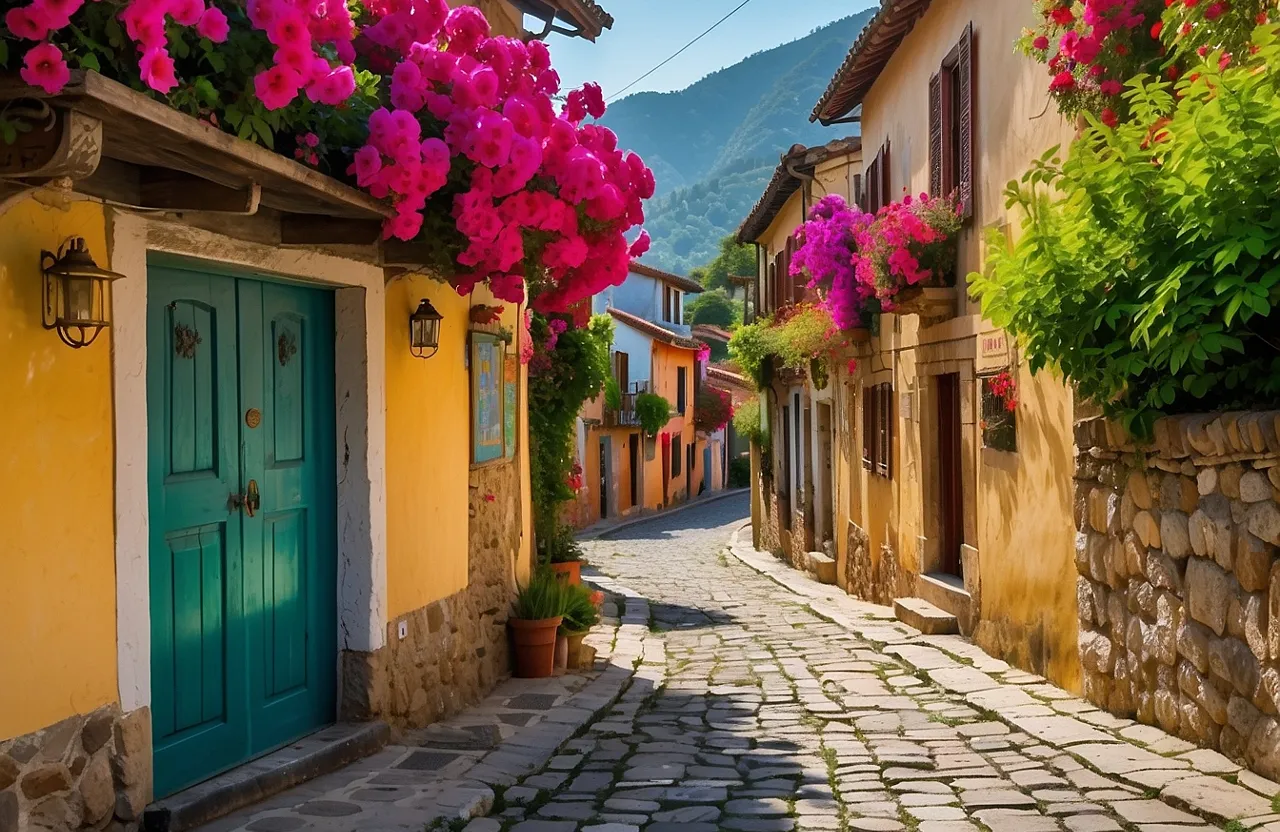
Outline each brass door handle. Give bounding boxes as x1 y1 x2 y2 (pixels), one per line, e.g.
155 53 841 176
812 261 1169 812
230 480 261 517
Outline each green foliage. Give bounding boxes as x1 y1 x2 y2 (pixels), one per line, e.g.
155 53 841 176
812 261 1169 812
641 160 775 272
733 397 767 448
528 314 614 544
969 32 1280 434
512 570 567 621
539 523 584 565
686 287 742 328
727 455 751 488
603 376 622 412
700 236 757 292
727 304 838 391
635 392 673 436
559 584 601 634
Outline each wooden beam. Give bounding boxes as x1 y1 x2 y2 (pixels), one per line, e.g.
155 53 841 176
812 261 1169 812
280 214 382 246
0 107 101 180
383 240 438 268
139 168 260 213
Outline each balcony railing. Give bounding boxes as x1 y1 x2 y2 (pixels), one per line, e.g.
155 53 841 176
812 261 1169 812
605 380 651 428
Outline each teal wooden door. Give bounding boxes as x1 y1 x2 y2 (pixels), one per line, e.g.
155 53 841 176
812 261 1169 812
148 264 336 797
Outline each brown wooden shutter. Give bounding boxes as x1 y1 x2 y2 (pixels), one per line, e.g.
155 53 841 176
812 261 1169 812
929 73 943 199
774 251 787 308
862 385 875 471
881 139 892 206
789 236 805 303
866 152 880 214
877 383 893 478
957 22 974 219
766 261 776 315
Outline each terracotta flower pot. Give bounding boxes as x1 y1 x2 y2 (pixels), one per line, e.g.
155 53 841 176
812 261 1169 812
549 561 582 585
564 631 588 669
509 616 562 678
554 634 569 672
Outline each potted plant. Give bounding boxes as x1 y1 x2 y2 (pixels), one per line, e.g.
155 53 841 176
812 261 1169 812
560 583 602 670
509 570 566 678
541 524 585 585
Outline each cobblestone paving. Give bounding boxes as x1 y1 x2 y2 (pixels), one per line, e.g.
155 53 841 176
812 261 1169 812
470 492 1279 832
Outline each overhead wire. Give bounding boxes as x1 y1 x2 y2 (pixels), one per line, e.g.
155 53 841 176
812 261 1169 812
605 0 758 102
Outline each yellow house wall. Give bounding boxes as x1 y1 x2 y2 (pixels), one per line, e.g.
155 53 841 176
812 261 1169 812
856 0 1081 690
0 200 118 739
385 277 530 618
650 340 700 505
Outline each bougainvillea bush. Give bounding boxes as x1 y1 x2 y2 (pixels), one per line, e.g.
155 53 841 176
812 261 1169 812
790 193 960 332
1020 0 1273 123
727 303 854 392
1 0 655 312
970 24 1280 433
693 387 733 433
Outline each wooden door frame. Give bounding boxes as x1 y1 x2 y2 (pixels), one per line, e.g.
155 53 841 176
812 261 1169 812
109 214 386 723
917 361 977 580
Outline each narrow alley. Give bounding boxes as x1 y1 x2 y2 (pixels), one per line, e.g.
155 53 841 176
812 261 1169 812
199 495 1276 832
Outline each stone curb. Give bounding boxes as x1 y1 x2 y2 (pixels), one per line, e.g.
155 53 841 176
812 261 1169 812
575 489 750 542
724 525 1280 829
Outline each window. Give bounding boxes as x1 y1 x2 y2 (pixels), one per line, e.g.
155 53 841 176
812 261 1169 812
862 140 891 214
674 289 683 324
862 382 894 478
613 351 630 391
671 436 682 477
929 23 974 218
981 375 1018 453
781 404 792 498
676 366 687 413
663 285 672 322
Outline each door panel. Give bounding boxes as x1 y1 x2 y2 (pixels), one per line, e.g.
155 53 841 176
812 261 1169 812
244 281 337 749
149 269 247 798
150 266 335 798
937 373 964 577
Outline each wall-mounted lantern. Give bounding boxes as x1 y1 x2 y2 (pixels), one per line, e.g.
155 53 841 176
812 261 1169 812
409 298 443 359
41 237 124 348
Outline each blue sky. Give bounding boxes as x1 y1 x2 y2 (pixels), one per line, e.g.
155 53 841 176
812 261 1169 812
540 0 878 101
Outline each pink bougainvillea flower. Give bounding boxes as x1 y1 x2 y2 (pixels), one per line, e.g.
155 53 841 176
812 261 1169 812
196 6 230 41
139 47 178 93
254 64 302 110
5 7 48 40
307 65 356 105
19 41 70 94
168 0 204 27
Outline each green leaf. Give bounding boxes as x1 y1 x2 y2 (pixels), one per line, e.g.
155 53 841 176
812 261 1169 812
78 53 100 72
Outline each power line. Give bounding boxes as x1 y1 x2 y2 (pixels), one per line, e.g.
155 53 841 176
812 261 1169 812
605 0 758 102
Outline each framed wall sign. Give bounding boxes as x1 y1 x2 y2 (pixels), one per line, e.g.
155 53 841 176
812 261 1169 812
471 332 505 464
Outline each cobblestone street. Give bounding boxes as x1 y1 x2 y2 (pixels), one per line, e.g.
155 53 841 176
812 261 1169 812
498 493 1277 832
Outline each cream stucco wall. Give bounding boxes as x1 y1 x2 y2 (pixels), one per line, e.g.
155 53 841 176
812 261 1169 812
852 0 1081 689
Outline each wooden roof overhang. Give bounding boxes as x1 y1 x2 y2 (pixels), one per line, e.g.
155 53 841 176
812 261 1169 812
513 0 614 41
735 136 861 244
811 0 934 126
0 70 393 247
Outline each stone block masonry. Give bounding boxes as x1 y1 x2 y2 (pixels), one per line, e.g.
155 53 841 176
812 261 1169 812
0 703 150 832
1074 411 1280 778
341 461 523 729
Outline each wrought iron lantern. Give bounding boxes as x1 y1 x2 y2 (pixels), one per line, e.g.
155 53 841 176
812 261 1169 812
41 237 124 348
409 298 443 359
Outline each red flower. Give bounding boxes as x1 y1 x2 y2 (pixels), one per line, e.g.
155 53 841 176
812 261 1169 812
1101 108 1118 127
1050 71 1077 91
1033 35 1051 50
1204 2 1227 20
1151 21 1164 38
1050 6 1076 24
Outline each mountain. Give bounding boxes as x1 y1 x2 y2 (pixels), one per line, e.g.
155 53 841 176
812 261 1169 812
602 11 873 273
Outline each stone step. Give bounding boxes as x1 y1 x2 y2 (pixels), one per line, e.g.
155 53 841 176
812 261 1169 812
142 721 390 832
893 597 959 635
805 551 837 585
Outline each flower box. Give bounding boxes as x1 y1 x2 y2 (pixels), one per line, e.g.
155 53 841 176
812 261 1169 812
891 286 959 322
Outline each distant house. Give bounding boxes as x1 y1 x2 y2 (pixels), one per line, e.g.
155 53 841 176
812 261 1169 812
568 261 731 528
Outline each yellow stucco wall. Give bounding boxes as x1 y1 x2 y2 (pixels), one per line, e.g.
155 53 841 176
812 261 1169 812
849 0 1082 690
385 277 532 617
0 199 118 739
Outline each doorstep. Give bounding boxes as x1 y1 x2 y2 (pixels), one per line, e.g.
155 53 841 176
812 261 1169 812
916 571 973 630
893 596 959 635
142 721 390 832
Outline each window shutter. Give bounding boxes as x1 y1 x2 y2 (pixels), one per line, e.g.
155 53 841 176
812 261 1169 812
881 139 892 206
789 236 806 304
862 385 875 471
774 251 787 308
958 22 974 219
929 73 943 198
766 261 776 315
866 153 879 214
877 383 892 478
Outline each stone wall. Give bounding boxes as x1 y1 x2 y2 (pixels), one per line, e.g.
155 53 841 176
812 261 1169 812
844 520 911 605
1074 413 1280 777
0 704 150 832
342 460 522 729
